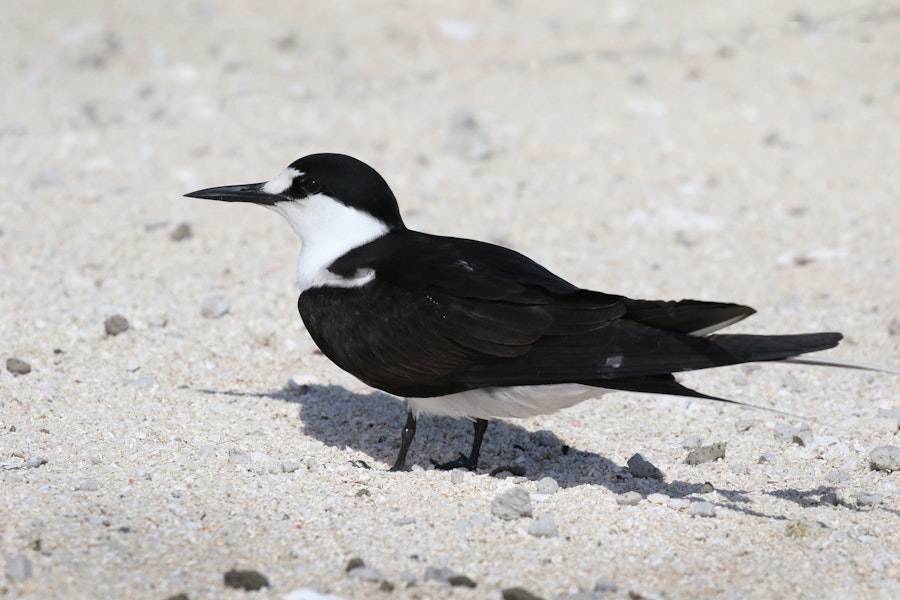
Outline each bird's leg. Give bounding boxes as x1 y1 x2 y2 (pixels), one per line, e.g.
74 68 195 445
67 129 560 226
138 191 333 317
389 410 417 471
433 418 489 471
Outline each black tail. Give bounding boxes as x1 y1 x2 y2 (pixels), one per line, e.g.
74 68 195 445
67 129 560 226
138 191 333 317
704 331 843 365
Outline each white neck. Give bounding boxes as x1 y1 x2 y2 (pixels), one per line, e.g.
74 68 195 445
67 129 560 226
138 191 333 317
267 193 389 293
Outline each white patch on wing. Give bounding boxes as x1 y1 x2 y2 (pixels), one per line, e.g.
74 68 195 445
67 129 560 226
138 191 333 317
408 384 609 420
688 314 748 337
262 167 302 195
267 193 388 292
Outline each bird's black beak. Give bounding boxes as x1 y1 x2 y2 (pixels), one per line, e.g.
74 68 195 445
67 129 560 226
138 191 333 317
184 182 279 205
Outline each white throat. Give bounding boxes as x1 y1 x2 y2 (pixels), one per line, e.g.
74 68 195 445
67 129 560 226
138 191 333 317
267 193 389 293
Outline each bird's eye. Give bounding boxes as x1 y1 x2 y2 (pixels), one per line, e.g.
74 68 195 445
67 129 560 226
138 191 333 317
298 177 322 196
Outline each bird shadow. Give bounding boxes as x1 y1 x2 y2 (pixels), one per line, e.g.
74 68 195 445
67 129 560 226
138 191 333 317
198 384 899 520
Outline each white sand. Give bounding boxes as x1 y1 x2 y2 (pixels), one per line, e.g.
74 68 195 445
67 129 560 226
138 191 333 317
2 2 899 599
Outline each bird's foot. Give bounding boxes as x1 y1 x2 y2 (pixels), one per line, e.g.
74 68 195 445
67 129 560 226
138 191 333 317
432 453 477 471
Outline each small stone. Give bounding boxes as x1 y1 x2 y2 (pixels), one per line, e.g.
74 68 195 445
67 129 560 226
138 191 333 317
826 469 850 484
450 469 465 484
535 476 559 494
6 357 31 375
223 568 269 591
345 557 365 572
5 553 32 583
527 514 558 538
491 464 527 477
685 442 726 466
870 445 900 472
126 359 141 372
594 578 619 593
690 502 716 517
281 461 300 473
735 417 756 432
169 222 193 241
700 482 715 494
856 492 882 507
647 493 670 504
104 314 129 336
627 453 664 479
201 294 230 319
78 480 99 492
821 489 844 506
447 574 477 588
286 373 320 393
491 486 533 520
616 491 641 506
165 594 189 600
502 586 545 600
228 449 250 463
24 456 48 469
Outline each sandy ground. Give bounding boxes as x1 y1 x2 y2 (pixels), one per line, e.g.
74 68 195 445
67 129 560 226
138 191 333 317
2 2 900 599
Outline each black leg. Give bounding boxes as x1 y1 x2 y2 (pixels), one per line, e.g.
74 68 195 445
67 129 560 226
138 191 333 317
390 410 417 471
433 418 489 471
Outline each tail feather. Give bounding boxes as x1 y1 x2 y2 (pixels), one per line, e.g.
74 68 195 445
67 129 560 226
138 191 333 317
705 332 843 364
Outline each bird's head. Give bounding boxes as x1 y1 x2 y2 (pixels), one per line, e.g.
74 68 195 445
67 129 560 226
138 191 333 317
185 153 406 244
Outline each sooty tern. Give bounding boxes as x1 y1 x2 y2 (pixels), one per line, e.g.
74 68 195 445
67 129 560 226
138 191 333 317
186 153 878 471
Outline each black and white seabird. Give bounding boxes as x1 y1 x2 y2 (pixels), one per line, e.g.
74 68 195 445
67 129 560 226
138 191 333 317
187 153 861 471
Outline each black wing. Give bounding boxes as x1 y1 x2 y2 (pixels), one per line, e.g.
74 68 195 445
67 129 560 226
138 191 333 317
298 230 835 398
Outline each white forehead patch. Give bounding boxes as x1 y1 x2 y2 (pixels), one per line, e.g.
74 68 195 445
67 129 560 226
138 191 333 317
262 167 302 195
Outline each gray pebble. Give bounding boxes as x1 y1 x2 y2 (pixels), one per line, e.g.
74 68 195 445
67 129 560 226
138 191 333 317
447 574 477 588
690 501 716 517
450 469 465 484
535 476 559 494
527 514 559 538
223 568 269 591
616 491 641 506
444 107 493 161
821 489 844 506
78 480 99 492
491 486 533 520
281 461 301 473
857 492 882 507
6 357 31 375
773 423 813 446
169 222 193 241
345 557 364 572
24 456 48 469
228 449 251 463
5 553 32 583
700 482 715 494
594 578 619 593
735 417 756 432
201 294 230 319
826 469 850 484
758 453 778 464
681 434 704 449
502 586 545 600
870 445 900 472
684 442 726 466
627 453 664 479
104 314 129 336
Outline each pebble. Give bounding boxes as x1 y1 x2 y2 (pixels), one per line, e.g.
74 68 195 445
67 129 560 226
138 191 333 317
735 417 756 432
169 222 193 241
773 423 813 446
856 492 882 507
345 557 365 572
681 434 703 449
535 476 559 494
444 107 493 161
690 502 717 518
684 442 726 465
6 357 31 375
826 469 850 484
450 469 465 484
647 493 670 504
502 586 545 600
104 314 129 336
5 553 32 583
201 294 230 319
527 514 559 538
758 453 778 464
627 453 664 479
869 445 900 472
447 574 477 588
616 491 641 506
491 486 533 520
223 568 269 591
